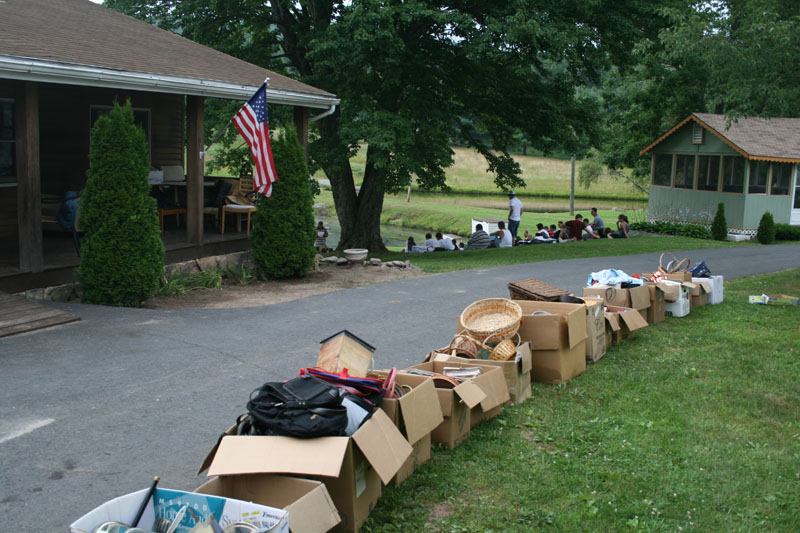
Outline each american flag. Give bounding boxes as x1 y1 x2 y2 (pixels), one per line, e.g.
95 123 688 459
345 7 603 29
232 83 278 197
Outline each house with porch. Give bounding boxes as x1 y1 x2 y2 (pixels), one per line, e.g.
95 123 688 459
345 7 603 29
640 113 800 235
0 0 338 292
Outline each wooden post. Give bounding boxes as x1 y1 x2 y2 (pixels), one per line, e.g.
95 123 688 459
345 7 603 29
570 155 575 217
294 106 309 159
16 81 43 272
186 95 204 244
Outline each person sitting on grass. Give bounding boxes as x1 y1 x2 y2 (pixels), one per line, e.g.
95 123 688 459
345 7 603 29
533 223 557 243
464 223 491 250
609 214 630 238
564 215 588 241
424 232 445 251
436 231 456 250
490 220 514 248
548 224 557 238
405 236 432 253
590 207 606 234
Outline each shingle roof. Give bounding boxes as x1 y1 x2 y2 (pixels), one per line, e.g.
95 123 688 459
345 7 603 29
641 113 800 162
0 0 336 105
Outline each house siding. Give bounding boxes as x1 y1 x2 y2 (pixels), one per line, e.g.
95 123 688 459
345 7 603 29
653 123 739 156
742 195 792 226
648 187 746 228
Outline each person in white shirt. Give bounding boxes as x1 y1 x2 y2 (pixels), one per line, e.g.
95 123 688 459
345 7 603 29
436 232 455 250
533 223 556 243
424 233 441 251
507 191 523 240
490 221 514 248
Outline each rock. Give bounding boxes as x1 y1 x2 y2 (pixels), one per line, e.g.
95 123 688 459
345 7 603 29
370 258 382 266
44 283 80 302
337 258 349 266
323 256 340 263
404 260 411 268
312 202 326 209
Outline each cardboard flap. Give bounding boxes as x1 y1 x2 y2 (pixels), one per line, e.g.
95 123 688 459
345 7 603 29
208 436 349 478
397 378 444 444
565 307 588 349
583 285 624 306
477 367 511 411
453 380 486 408
617 309 649 332
629 285 651 310
432 352 451 362
522 314 562 350
351 409 413 485
284 480 341 533
518 342 532 374
604 313 621 332
694 280 712 294
658 282 680 302
197 423 238 476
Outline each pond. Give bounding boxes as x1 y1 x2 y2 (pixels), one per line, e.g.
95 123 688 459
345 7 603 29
315 215 419 249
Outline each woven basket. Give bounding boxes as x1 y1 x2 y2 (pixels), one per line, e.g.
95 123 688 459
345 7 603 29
448 333 481 359
508 278 569 301
488 333 520 361
460 298 522 343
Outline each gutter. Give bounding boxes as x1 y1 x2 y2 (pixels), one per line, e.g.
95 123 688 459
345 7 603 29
309 104 337 122
0 55 339 109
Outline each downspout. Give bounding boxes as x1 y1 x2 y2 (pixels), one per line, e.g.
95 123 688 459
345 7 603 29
309 104 337 123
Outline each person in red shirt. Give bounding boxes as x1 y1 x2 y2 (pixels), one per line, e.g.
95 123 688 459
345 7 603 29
564 214 587 241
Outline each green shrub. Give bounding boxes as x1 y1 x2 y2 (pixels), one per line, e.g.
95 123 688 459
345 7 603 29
711 202 727 240
756 212 776 244
630 220 712 239
156 269 223 296
77 101 164 306
775 223 800 241
250 130 315 279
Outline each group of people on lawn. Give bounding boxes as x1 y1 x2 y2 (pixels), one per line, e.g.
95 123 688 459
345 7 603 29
404 191 631 253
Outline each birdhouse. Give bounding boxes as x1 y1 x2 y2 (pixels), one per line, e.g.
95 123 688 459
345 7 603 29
317 330 376 377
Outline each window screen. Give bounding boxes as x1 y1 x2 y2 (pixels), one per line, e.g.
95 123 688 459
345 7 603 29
748 160 768 194
653 154 672 186
697 156 720 191
770 162 792 195
674 155 695 189
722 156 745 193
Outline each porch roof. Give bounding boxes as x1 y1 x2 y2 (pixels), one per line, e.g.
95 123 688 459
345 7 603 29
640 113 800 163
0 0 338 109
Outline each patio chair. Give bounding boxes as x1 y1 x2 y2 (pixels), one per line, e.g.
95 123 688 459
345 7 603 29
203 179 232 230
221 174 257 235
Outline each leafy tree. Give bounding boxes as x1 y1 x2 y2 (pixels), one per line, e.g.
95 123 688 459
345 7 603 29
77 101 164 306
107 0 679 250
250 130 316 279
756 211 776 245
711 202 728 241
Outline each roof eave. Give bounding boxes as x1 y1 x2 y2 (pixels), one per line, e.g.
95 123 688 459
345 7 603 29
0 55 339 108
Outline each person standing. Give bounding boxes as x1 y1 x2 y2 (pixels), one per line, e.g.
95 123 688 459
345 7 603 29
314 221 329 252
507 191 523 240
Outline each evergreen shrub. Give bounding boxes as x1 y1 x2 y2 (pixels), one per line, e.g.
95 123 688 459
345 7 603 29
756 212 776 244
250 130 315 279
630 221 712 239
775 223 800 241
77 101 164 306
711 202 727 241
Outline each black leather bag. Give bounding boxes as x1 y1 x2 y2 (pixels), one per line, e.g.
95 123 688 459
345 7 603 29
245 374 348 438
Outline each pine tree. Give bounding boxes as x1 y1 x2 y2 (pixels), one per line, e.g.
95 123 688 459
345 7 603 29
250 130 315 279
756 212 776 244
77 101 164 306
711 202 728 241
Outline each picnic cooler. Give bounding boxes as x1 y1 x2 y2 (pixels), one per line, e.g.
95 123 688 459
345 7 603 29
508 278 570 302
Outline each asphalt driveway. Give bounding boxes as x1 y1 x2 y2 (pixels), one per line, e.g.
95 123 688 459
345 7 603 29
0 244 797 532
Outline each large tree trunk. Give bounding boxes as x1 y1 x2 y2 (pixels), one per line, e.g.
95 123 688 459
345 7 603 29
318 116 388 252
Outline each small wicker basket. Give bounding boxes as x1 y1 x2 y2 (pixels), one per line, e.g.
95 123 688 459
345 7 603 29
507 278 569 301
448 333 481 359
488 333 520 361
460 298 522 343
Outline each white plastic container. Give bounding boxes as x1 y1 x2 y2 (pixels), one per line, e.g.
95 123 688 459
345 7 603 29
694 275 724 304
665 286 691 317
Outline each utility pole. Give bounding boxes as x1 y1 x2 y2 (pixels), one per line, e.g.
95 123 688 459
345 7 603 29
570 155 575 216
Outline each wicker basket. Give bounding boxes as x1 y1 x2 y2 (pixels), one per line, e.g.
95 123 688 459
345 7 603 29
508 278 569 301
460 298 522 343
488 333 520 361
448 333 481 359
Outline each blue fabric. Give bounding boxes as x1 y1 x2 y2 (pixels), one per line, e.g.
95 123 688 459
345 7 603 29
508 218 520 239
587 268 643 287
56 191 79 230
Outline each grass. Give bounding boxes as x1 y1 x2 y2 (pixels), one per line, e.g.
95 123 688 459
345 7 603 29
364 269 800 532
374 237 754 274
314 145 646 200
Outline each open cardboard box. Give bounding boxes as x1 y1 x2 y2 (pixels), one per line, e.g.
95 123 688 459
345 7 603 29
642 282 667 324
696 275 724 304
513 300 588 384
71 487 289 533
689 279 712 308
583 284 651 322
438 331 533 405
405 361 508 447
371 372 443 484
605 305 649 344
578 296 607 362
195 475 339 533
198 409 412 533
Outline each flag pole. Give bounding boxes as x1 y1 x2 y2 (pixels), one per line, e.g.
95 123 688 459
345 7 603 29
199 78 271 160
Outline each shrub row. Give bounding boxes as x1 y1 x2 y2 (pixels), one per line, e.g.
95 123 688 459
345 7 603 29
630 221 712 239
775 223 800 241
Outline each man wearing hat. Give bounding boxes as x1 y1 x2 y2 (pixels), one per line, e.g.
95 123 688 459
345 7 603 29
507 190 523 241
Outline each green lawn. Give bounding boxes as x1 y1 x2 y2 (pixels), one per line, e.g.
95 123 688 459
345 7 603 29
375 237 754 273
365 269 800 532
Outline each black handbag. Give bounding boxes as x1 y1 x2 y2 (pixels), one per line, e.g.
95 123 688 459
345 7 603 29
245 374 348 438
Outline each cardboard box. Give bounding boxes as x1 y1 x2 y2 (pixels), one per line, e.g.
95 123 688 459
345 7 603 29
513 300 587 384
605 305 649 344
373 373 443 484
406 361 509 448
201 409 412 533
433 336 533 405
579 296 607 362
643 283 666 324
689 279 712 308
317 330 376 377
71 487 289 533
664 284 691 317
699 275 724 304
583 284 651 322
748 294 800 305
195 475 340 533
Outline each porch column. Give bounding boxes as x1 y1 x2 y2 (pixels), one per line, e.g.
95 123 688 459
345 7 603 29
16 81 43 272
186 95 204 244
294 106 309 158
